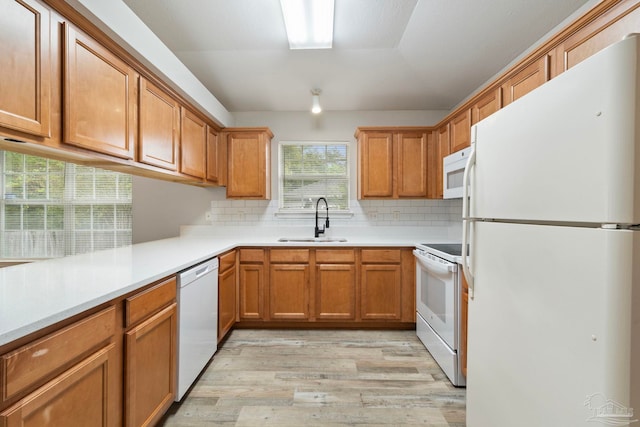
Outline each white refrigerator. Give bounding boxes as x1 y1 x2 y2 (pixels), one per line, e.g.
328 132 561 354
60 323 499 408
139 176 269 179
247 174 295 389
462 34 640 426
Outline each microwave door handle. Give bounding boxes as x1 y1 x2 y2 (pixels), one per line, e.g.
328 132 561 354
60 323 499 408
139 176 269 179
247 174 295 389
462 146 476 298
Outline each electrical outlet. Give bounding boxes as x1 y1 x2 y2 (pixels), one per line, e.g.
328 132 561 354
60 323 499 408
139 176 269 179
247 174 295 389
368 210 378 220
205 212 212 221
393 211 400 221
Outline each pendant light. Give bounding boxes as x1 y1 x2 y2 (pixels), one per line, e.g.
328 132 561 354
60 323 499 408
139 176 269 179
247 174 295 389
311 89 322 114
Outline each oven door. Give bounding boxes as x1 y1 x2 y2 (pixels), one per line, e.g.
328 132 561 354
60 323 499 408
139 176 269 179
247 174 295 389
414 249 458 349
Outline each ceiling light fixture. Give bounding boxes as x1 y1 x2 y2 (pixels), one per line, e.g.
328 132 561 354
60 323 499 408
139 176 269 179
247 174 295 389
311 89 322 114
280 0 334 49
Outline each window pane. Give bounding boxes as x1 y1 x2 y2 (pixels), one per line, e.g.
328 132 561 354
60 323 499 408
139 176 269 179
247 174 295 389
93 205 114 229
49 172 64 200
5 152 23 172
26 175 47 199
75 205 92 229
95 174 116 198
4 175 24 199
5 205 21 230
24 205 44 230
47 206 64 230
25 156 47 173
75 174 94 199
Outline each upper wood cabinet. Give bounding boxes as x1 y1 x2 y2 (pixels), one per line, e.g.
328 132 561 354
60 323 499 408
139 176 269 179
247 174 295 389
206 125 220 184
471 88 501 125
449 109 471 153
180 107 207 179
551 1 640 78
63 23 137 159
138 78 180 171
356 127 429 199
0 0 51 138
501 55 549 107
225 128 273 199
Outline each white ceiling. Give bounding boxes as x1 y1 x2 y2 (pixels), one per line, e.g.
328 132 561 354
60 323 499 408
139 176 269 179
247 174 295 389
122 0 592 113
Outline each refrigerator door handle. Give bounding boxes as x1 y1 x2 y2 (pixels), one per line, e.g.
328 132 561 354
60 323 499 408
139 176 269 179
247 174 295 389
462 145 476 298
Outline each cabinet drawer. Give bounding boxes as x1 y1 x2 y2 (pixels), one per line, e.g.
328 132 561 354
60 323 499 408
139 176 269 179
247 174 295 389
239 248 264 263
125 277 176 328
1 306 116 402
316 249 355 264
219 250 237 273
270 249 310 263
361 249 401 263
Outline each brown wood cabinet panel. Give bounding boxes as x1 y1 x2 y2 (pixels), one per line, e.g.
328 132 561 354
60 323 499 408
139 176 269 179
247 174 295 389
0 0 51 137
218 254 237 341
358 131 394 198
501 56 549 106
63 23 136 159
180 107 206 179
2 306 116 402
555 2 640 76
315 264 356 320
239 248 265 263
396 131 428 197
435 124 450 199
239 263 264 320
449 109 471 153
138 78 180 171
269 264 310 320
125 303 177 427
125 277 176 328
315 249 355 264
1 343 119 427
206 125 220 183
427 131 437 198
270 249 310 263
361 249 401 264
219 250 237 274
226 129 272 199
471 88 501 125
360 264 402 320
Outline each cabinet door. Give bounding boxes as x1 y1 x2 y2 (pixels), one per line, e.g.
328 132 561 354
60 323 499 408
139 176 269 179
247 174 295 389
358 131 393 198
471 88 501 125
501 56 549 106
315 264 356 320
0 0 51 137
269 264 310 320
551 2 640 77
180 107 206 179
227 131 270 199
206 126 220 183
396 132 428 198
218 265 237 341
435 124 450 199
139 78 179 171
1 344 119 427
449 109 471 153
360 264 402 320
239 263 264 320
125 303 177 427
63 23 136 159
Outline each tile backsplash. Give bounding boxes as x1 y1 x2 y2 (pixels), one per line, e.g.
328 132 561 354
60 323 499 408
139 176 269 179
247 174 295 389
209 198 463 228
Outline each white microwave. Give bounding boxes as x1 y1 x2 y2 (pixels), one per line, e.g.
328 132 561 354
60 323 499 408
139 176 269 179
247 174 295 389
443 146 471 199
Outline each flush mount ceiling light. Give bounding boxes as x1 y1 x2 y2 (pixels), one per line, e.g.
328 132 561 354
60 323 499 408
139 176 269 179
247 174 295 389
280 0 335 49
311 89 322 114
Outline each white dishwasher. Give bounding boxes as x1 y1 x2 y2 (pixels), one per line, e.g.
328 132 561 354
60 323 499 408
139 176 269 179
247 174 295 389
176 257 219 401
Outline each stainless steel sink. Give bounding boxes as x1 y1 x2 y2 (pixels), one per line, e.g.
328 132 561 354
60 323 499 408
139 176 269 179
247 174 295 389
277 237 347 243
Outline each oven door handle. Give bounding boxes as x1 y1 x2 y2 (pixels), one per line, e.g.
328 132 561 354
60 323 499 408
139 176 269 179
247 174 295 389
413 250 457 275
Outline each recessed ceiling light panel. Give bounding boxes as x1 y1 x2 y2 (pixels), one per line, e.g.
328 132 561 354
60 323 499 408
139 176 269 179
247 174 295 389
280 0 335 49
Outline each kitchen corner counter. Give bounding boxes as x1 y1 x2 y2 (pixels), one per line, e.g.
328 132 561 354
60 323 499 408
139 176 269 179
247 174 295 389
0 225 459 347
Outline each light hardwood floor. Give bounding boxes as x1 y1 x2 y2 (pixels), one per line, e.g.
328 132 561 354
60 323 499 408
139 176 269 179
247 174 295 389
160 329 466 426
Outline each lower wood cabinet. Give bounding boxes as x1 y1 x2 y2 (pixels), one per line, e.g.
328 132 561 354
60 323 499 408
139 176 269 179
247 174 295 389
218 250 237 342
239 249 265 320
269 249 310 320
315 249 356 320
360 249 402 320
124 277 177 427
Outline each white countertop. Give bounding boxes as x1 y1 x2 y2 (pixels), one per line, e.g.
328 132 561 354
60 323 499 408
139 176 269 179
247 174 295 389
0 225 459 347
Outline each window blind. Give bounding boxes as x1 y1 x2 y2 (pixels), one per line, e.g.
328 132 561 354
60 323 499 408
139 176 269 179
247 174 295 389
279 142 349 211
1 151 132 259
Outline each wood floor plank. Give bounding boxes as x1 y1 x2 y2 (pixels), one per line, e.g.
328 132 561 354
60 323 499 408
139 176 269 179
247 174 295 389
160 329 466 426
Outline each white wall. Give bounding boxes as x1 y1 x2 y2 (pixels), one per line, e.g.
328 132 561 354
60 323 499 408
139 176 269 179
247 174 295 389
132 175 216 243
132 109 464 242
